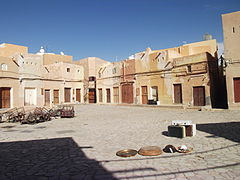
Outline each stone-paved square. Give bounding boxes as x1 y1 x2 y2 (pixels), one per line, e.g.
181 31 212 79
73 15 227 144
0 104 240 180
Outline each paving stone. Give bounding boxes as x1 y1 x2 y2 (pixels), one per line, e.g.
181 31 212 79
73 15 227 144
186 176 203 180
0 105 239 180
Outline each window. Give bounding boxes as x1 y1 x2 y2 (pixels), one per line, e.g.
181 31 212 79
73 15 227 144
89 76 96 81
67 68 70 72
187 65 192 73
233 27 235 33
1 63 7 71
112 67 116 74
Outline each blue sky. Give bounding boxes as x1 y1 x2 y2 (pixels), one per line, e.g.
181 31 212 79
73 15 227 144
0 0 239 61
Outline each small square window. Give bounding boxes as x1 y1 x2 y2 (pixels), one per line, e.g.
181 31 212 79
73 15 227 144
67 68 70 72
89 76 95 81
1 63 8 71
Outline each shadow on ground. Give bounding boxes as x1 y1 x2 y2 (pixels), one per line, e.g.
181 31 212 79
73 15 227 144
197 121 240 143
0 137 117 180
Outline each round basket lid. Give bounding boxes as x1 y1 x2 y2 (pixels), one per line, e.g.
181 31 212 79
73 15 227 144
138 146 163 156
116 149 138 157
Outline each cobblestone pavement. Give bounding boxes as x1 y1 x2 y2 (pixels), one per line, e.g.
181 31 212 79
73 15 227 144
0 104 240 180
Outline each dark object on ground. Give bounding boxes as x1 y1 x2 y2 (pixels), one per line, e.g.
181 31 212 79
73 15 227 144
163 145 177 153
60 105 74 118
116 149 138 157
138 146 163 156
148 100 157 105
168 125 186 138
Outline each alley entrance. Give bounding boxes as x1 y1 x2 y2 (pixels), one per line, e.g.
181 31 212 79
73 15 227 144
151 86 158 101
89 88 96 103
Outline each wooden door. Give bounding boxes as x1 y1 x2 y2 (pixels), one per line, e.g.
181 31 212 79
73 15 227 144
45 89 50 106
141 86 148 104
233 78 240 103
64 88 71 103
174 84 182 104
193 86 205 106
98 88 103 102
76 89 81 102
89 88 96 103
106 89 111 103
0 87 11 108
113 87 119 103
121 84 133 104
53 90 59 104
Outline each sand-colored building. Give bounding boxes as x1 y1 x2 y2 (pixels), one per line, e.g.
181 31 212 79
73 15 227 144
96 40 224 108
222 11 240 109
74 57 109 103
96 58 136 104
43 62 84 106
135 40 223 108
120 59 136 104
0 55 20 108
96 61 121 104
0 43 84 109
0 39 227 109
0 43 28 57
